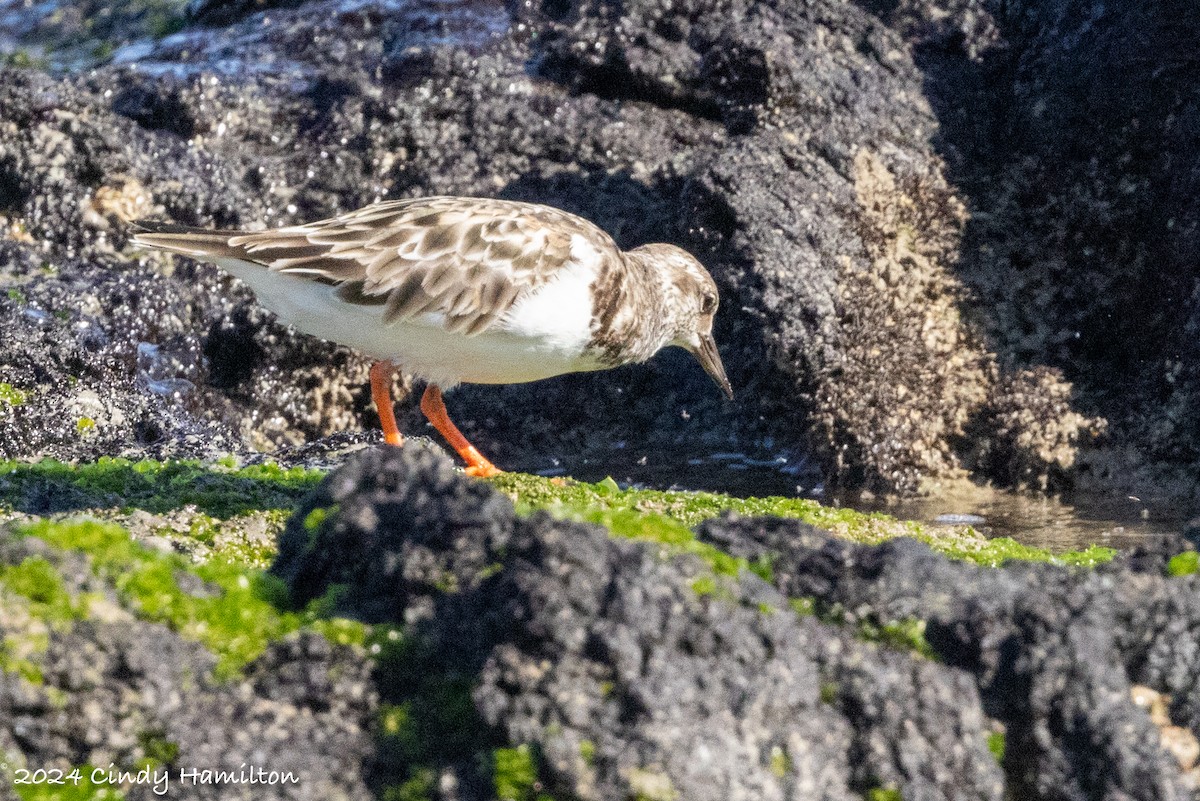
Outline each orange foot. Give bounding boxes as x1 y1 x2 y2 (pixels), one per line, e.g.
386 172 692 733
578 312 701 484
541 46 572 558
420 384 502 477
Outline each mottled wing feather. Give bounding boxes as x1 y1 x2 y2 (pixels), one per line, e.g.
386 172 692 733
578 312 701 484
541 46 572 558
225 197 613 336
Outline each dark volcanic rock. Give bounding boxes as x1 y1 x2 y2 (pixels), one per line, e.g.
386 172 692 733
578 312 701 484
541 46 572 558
277 447 1010 799
0 0 1101 495
699 516 1200 799
272 443 515 622
0 532 376 801
0 239 241 462
2 0 1198 494
873 0 1200 493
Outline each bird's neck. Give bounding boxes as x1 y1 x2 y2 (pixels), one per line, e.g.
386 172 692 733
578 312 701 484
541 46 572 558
585 251 676 365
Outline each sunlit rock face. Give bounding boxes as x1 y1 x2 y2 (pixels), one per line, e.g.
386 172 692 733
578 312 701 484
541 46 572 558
0 0 1196 498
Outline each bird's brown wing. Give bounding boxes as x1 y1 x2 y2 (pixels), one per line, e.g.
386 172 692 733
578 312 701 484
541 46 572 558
137 197 621 337
232 197 618 336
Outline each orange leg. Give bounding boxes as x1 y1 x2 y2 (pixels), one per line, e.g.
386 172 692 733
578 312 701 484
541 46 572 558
370 361 404 447
419 384 500 477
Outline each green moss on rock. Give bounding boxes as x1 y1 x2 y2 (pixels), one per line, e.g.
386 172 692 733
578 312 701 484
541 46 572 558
9 519 365 678
1 753 125 800
0 556 90 625
987 731 1006 762
137 729 180 767
490 474 1116 568
493 745 540 801
769 746 791 778
0 383 28 407
867 788 902 801
1168 551 1199 577
0 458 323 519
790 596 936 659
382 768 436 801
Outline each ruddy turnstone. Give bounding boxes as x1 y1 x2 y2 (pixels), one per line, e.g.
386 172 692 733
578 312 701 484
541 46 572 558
131 196 732 476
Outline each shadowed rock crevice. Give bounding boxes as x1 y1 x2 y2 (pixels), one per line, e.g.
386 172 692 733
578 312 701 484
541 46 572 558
860 0 1200 493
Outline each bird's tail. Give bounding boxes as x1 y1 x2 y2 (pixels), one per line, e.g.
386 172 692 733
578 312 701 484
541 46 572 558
130 220 251 259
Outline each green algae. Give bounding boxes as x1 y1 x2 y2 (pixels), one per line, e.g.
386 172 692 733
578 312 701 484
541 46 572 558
0 555 97 685
490 473 1116 568
382 768 436 801
860 617 936 659
136 729 180 768
0 457 323 519
2 51 50 70
987 731 1006 763
789 596 935 659
493 745 540 801
0 459 1116 571
1168 551 1199 577
303 505 335 532
0 382 28 407
0 557 91 625
769 746 791 778
142 508 287 569
11 766 124 800
867 789 902 801
9 518 366 678
0 642 46 685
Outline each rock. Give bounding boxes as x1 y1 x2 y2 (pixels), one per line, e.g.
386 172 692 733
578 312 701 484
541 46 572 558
515 0 1001 493
6 444 1199 799
277 447 1006 799
698 513 1200 799
965 366 1107 491
875 0 1200 491
272 443 515 623
2 0 1198 495
0 238 241 462
0 0 1108 495
0 530 376 801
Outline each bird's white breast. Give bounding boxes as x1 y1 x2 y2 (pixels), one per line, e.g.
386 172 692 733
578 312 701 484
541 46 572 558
497 237 599 352
212 253 603 387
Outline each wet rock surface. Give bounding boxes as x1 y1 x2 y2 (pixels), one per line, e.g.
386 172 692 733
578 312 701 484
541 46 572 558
0 0 1191 497
872 0 1200 493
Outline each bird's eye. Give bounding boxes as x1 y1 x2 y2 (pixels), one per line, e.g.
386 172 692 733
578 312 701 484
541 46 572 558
701 292 717 315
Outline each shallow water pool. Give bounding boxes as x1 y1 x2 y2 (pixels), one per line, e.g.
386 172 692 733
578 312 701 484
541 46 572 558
526 447 1191 552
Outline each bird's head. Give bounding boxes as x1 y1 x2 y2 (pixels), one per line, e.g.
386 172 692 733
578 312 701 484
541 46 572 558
628 243 733 400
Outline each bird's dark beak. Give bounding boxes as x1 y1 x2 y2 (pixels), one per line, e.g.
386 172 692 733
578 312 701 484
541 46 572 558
692 333 733 400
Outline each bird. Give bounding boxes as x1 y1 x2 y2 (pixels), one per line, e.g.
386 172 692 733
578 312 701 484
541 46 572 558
131 196 732 476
